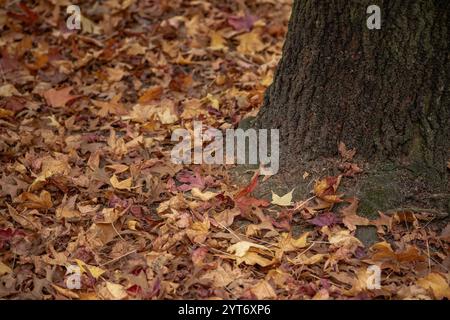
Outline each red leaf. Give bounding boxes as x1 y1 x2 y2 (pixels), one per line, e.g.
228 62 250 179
235 171 259 199
7 3 38 25
176 170 205 191
126 285 143 296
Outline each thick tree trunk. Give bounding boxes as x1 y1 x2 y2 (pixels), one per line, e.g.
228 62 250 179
256 0 449 186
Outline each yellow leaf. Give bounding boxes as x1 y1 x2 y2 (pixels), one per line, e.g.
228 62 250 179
75 259 106 279
206 93 220 109
251 280 276 299
313 176 343 203
278 232 309 253
105 67 125 82
157 106 178 124
329 230 363 247
227 241 269 257
0 107 15 118
261 71 273 86
105 164 129 174
127 220 139 230
312 289 330 300
81 15 100 34
209 31 227 51
110 175 132 191
191 187 218 201
0 84 21 97
237 30 265 54
271 189 294 206
99 281 128 300
0 261 12 276
417 273 450 299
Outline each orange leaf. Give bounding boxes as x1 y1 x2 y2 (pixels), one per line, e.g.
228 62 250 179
138 86 163 104
43 87 81 108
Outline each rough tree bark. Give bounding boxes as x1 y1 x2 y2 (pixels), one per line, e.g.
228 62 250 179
253 0 449 216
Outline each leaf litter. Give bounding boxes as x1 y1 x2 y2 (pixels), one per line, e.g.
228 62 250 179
0 0 449 300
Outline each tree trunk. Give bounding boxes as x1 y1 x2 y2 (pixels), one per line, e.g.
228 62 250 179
256 0 449 188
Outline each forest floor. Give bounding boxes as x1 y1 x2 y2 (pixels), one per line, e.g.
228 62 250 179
0 0 449 300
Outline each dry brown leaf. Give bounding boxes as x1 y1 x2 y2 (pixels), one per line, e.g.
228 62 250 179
43 87 80 108
417 273 450 299
251 280 276 299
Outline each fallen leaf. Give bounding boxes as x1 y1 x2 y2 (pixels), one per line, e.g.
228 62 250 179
417 273 450 299
338 141 356 161
236 30 265 54
43 87 81 108
51 284 80 299
75 259 106 279
138 86 163 104
340 198 369 231
191 187 218 201
110 175 132 191
313 176 343 204
99 282 128 300
251 280 276 299
227 241 275 267
271 189 294 206
209 31 227 51
0 261 12 276
329 230 363 247
14 190 53 210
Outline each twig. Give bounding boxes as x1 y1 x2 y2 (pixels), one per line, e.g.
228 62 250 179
100 249 137 267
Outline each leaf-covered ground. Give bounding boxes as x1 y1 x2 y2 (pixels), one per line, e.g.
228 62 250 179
0 0 449 300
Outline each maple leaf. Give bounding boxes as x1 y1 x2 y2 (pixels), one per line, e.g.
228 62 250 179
191 187 218 201
191 247 208 267
328 230 363 247
366 242 426 271
110 175 132 191
208 31 227 51
213 208 241 227
74 259 106 279
271 189 294 206
309 212 339 227
43 87 81 108
340 198 369 231
250 280 276 299
176 170 206 191
0 261 12 276
92 95 128 117
227 241 275 267
99 282 128 300
417 273 450 299
289 253 327 266
313 175 343 203
138 86 163 104
277 232 309 253
236 30 265 55
338 141 356 161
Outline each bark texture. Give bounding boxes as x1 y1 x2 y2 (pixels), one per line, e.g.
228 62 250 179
256 0 449 184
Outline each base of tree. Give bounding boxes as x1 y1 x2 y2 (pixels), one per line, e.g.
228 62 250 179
230 158 449 245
